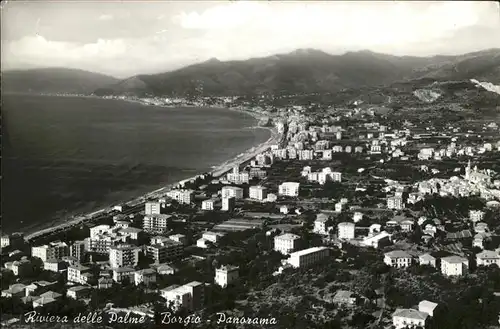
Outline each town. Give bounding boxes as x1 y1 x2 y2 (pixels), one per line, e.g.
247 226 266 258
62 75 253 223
2 91 500 329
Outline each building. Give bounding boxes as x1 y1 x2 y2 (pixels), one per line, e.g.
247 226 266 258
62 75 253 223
98 277 113 289
70 241 86 262
221 196 236 211
214 265 239 288
278 182 300 197
86 224 141 254
227 170 250 184
143 214 172 234
384 250 412 268
419 254 437 268
1 284 27 298
31 241 69 262
43 260 67 273
67 286 90 300
156 264 178 275
109 245 140 268
387 196 405 210
67 264 92 285
476 250 500 267
221 186 244 199
361 231 391 249
201 199 215 211
338 222 355 240
469 210 485 223
134 269 157 286
313 213 330 235
160 281 204 312
419 300 438 317
167 189 194 204
331 290 357 306
146 239 183 264
112 267 135 283
0 233 24 249
392 309 429 329
274 233 301 255
5 259 32 277
249 186 268 201
169 234 187 245
286 247 330 268
441 256 469 276
145 202 165 215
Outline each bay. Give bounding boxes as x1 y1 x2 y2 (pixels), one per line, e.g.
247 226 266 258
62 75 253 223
2 94 270 233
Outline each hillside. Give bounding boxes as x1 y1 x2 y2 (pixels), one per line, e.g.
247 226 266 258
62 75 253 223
1 68 119 94
95 48 500 97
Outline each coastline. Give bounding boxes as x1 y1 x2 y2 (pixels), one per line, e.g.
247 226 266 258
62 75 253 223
23 96 281 241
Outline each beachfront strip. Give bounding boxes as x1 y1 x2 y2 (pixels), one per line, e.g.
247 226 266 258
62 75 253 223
2 102 500 327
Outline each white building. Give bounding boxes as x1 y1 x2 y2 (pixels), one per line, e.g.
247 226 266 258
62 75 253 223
476 250 500 267
221 196 235 212
109 245 140 268
384 250 412 268
249 186 268 201
392 309 429 329
67 265 92 285
201 199 215 211
313 214 330 235
143 214 172 234
214 265 239 288
361 231 391 249
469 210 485 223
286 247 330 268
145 202 164 215
419 254 437 268
112 267 135 283
387 196 405 210
353 212 363 223
227 171 250 185
221 186 244 199
441 256 469 276
202 231 225 244
31 242 69 263
146 238 183 264
419 300 438 317
338 222 355 240
160 281 204 312
274 233 301 255
167 189 194 204
278 182 300 197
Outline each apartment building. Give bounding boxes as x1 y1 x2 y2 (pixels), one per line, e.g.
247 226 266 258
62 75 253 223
146 239 183 264
167 189 194 204
278 182 300 197
143 214 172 234
70 241 86 263
134 268 157 286
109 245 140 268
338 222 355 240
31 241 69 262
221 186 244 199
67 264 93 285
441 256 469 276
222 197 236 212
201 199 215 211
249 186 268 201
274 233 301 255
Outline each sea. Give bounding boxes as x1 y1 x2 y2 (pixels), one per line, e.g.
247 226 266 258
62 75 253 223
2 94 270 234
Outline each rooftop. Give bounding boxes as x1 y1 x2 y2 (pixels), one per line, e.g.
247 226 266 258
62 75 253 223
392 308 429 320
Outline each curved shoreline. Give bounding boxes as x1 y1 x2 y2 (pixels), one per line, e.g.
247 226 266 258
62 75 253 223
22 97 280 241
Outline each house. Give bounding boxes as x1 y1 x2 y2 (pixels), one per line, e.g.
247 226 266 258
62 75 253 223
392 309 429 329
67 264 92 285
386 216 414 232
441 256 469 276
112 267 135 283
214 265 239 288
66 286 90 300
476 250 500 267
1 283 26 298
134 268 157 286
419 300 438 317
156 263 178 275
331 290 357 306
33 291 62 308
361 231 391 248
160 281 204 312
419 254 437 268
384 250 412 268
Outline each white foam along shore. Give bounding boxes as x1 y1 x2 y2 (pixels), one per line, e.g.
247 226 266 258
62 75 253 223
24 99 281 241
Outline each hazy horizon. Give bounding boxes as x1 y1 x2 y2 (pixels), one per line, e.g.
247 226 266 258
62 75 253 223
2 1 500 78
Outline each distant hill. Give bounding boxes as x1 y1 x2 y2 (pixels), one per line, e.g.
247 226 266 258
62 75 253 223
94 48 500 97
1 68 119 94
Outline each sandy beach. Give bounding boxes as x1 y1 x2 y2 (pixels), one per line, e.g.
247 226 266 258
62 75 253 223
24 100 281 241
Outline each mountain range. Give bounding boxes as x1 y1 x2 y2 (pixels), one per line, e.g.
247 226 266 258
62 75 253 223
2 48 500 96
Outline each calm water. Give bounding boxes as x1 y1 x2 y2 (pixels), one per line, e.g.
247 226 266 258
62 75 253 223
2 95 270 233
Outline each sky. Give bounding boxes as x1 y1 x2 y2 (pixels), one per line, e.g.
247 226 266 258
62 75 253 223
1 1 500 78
